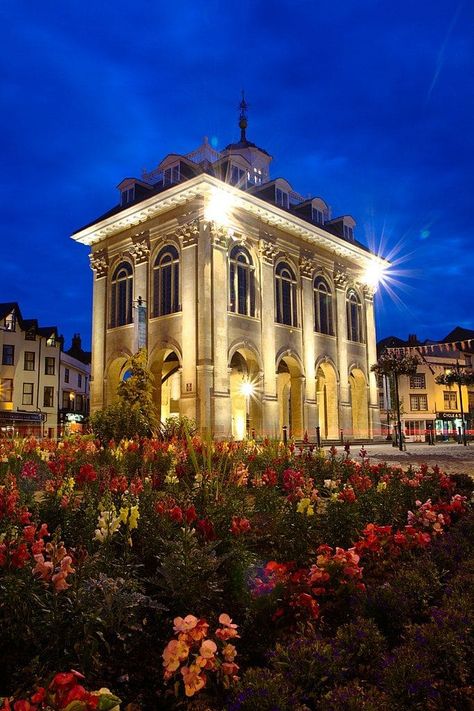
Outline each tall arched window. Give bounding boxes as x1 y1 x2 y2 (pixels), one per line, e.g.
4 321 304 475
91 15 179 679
275 262 297 326
153 245 180 317
314 276 334 335
110 262 133 328
346 289 363 342
229 245 256 317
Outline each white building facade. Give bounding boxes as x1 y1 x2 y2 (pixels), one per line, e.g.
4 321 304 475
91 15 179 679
73 111 385 441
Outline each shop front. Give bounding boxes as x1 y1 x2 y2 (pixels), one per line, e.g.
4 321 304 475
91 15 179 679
0 411 45 438
435 412 463 441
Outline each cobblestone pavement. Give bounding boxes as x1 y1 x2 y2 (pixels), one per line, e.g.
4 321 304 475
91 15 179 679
323 441 474 476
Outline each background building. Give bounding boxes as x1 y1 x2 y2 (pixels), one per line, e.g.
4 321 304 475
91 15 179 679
0 303 62 438
0 304 90 439
73 106 386 440
58 334 91 436
377 329 474 441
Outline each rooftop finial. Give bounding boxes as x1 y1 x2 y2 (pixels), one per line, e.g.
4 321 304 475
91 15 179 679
239 90 248 142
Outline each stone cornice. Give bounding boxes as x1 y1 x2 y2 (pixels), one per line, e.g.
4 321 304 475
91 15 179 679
89 250 108 278
72 174 387 272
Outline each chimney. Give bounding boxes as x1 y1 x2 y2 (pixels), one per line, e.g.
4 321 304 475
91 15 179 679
407 334 418 345
71 333 82 350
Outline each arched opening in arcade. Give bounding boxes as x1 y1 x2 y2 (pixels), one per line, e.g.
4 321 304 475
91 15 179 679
316 361 339 440
350 367 369 439
105 355 130 406
277 354 304 439
149 349 181 424
229 349 262 440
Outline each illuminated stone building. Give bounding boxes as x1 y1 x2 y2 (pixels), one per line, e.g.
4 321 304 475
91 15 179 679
72 102 386 440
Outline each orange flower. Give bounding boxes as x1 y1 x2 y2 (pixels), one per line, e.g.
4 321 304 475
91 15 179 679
162 639 190 674
181 664 206 697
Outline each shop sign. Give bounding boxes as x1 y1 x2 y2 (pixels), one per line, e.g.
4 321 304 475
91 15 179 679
436 412 461 420
66 413 84 423
0 411 44 423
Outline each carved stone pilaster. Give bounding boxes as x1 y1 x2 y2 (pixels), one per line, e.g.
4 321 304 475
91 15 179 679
176 219 200 247
299 256 315 279
258 238 278 265
130 233 150 265
362 284 376 300
89 250 108 279
210 224 231 249
334 267 349 289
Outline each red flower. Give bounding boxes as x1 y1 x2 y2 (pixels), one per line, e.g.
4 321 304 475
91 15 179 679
197 518 216 541
169 506 183 523
185 505 197 524
230 516 251 536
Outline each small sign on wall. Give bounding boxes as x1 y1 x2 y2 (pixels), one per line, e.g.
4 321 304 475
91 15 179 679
186 383 193 392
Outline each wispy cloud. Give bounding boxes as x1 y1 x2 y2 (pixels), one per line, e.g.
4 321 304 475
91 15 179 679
426 3 463 101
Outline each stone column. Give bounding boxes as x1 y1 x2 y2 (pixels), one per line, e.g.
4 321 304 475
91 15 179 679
259 238 279 437
290 374 305 438
334 268 351 434
211 226 232 438
177 221 199 423
89 251 108 413
130 233 150 351
300 257 317 437
364 285 379 439
196 218 213 434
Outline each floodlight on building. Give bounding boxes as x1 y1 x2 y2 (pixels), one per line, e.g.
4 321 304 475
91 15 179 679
204 188 235 227
361 259 387 290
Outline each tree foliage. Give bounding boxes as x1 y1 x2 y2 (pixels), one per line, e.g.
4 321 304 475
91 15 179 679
435 368 474 388
371 351 420 377
90 348 158 443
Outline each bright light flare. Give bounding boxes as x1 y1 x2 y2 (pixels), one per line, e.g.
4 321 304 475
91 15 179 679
240 381 254 397
362 259 388 290
204 188 236 226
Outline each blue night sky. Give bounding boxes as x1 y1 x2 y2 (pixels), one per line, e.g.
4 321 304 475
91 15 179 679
1 1 472 350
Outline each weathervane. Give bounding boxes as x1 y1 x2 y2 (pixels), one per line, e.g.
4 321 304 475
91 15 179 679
239 90 248 142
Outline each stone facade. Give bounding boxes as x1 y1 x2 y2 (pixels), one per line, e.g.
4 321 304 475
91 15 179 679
73 125 385 441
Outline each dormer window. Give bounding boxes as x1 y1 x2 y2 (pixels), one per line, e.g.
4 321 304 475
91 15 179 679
276 188 289 209
312 208 325 225
121 187 135 206
344 225 354 240
4 313 16 331
163 164 180 186
249 167 262 186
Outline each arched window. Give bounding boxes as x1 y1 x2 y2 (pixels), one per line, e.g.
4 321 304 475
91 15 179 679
314 276 334 335
346 289 363 342
275 262 297 326
229 245 255 317
153 245 180 317
110 262 133 328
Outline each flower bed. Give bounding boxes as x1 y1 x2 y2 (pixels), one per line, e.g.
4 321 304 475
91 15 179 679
0 437 473 710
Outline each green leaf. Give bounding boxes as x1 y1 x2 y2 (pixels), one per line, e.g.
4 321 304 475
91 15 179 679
98 692 122 710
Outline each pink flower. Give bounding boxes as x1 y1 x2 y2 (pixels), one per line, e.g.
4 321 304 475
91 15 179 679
173 615 198 634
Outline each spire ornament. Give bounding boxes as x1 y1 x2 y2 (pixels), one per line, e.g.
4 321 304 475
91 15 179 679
239 91 248 142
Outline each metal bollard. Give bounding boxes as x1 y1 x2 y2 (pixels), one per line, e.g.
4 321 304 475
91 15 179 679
316 426 321 449
283 425 288 445
340 429 344 444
